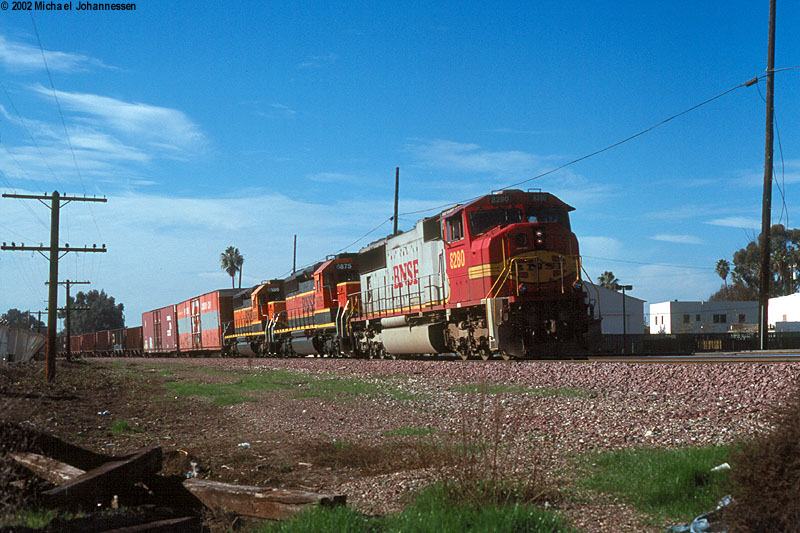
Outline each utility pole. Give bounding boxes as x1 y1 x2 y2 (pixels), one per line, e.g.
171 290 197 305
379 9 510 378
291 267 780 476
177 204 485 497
47 280 90 362
758 0 776 351
1 191 107 381
292 235 297 274
393 167 400 236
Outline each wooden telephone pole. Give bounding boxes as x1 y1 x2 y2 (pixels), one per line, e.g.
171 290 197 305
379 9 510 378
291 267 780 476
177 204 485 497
47 280 91 362
758 0 777 350
1 191 107 381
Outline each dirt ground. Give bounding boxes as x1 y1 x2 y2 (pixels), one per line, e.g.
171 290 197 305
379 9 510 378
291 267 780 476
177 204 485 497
2 356 795 532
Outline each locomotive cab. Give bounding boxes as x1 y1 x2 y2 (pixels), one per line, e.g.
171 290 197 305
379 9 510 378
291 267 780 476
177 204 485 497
440 190 598 358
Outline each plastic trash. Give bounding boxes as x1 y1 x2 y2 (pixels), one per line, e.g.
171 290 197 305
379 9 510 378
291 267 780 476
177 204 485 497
666 495 732 533
97 410 110 415
710 463 730 472
186 461 199 479
237 442 250 448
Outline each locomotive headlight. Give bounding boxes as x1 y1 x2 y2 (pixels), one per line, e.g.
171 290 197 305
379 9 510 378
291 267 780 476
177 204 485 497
534 229 545 247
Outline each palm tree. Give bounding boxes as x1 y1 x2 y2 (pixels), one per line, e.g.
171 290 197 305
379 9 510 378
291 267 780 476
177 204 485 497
715 259 730 289
597 271 619 291
220 246 244 289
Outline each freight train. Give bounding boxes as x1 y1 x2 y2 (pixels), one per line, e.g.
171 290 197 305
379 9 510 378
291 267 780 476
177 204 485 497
62 190 602 360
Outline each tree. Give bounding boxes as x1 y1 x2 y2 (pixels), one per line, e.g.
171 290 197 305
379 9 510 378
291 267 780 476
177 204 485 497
58 290 124 334
1 308 45 330
709 224 800 301
597 271 619 291
729 225 800 298
716 259 730 289
708 282 758 302
220 246 244 289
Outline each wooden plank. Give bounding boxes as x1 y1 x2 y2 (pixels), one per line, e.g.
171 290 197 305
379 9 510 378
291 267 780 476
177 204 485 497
101 516 201 533
183 478 345 520
43 446 162 506
10 452 86 485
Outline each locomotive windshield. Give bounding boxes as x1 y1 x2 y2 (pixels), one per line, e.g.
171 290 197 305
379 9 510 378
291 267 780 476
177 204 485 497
468 208 523 236
526 207 570 230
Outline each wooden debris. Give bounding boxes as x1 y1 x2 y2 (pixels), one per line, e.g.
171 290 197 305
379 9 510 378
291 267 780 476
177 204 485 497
10 451 86 485
183 478 345 520
43 446 162 505
99 516 201 533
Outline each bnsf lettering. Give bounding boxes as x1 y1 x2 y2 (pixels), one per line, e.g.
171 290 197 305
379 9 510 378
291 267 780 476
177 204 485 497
392 259 419 289
449 250 466 269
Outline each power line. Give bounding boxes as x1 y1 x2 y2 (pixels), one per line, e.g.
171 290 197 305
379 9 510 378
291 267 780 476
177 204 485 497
1 81 62 187
29 14 104 242
582 255 714 271
397 75 767 219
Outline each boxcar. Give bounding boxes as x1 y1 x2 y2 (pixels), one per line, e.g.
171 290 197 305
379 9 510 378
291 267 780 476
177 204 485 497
95 330 112 354
142 304 179 354
176 289 237 354
80 333 96 354
125 326 143 354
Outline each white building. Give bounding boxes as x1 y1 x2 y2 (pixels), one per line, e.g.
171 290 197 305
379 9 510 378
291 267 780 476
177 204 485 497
591 285 645 335
649 300 758 334
768 293 800 331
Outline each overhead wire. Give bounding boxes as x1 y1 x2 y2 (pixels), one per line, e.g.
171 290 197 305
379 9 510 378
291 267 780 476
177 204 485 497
581 255 714 271
30 13 104 242
396 75 765 219
1 81 62 188
754 80 789 229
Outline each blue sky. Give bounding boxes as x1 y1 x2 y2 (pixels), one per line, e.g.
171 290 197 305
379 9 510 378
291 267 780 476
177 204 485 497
1 1 798 325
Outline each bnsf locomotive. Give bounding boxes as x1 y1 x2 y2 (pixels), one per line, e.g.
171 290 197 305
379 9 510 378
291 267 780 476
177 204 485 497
229 189 601 359
63 190 601 360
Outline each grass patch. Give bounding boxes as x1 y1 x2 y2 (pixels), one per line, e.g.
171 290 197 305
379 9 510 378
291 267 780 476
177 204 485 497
302 438 446 474
291 378 380 401
162 367 410 404
0 509 61 529
110 420 141 434
164 369 306 405
383 426 434 437
258 483 572 532
581 445 732 524
451 383 588 398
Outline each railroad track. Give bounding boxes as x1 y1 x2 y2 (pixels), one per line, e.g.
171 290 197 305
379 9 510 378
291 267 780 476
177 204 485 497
588 352 800 363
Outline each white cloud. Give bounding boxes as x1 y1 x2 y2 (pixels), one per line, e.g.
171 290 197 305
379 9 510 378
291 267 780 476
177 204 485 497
407 139 550 176
650 234 704 245
31 85 206 152
0 35 110 72
706 216 761 230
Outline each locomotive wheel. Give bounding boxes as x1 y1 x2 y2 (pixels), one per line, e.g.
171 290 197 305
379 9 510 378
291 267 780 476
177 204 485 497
479 349 491 361
499 351 511 361
458 351 469 361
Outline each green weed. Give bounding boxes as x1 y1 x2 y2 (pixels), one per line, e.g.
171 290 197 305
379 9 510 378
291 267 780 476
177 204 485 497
581 445 731 524
110 420 140 434
257 483 572 532
383 426 434 437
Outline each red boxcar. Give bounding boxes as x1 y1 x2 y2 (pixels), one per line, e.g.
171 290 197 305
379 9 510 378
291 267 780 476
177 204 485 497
109 328 125 353
80 333 95 353
70 335 81 353
142 304 178 354
176 289 237 353
125 326 143 353
95 330 112 353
